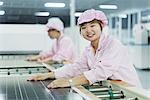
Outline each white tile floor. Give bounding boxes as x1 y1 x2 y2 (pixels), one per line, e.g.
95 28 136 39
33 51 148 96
136 68 150 89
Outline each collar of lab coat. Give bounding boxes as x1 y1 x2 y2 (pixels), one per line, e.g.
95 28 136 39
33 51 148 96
87 33 106 52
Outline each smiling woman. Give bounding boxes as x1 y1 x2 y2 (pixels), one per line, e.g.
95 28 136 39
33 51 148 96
28 9 142 89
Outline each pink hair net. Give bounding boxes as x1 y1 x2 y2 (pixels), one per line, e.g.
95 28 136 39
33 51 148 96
77 9 108 27
46 17 64 33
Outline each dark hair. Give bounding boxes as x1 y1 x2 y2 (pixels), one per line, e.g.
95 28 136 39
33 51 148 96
48 29 60 33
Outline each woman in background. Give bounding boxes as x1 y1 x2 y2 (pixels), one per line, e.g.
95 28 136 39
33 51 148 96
27 17 76 64
28 9 141 88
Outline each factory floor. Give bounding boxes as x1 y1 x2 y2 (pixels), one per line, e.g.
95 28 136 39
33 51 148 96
136 68 150 90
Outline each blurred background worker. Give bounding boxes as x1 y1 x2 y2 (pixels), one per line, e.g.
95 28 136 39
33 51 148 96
27 17 76 64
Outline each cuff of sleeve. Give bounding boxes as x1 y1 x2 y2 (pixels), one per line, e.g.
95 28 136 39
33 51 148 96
83 70 97 85
53 68 64 79
52 55 62 62
54 65 71 79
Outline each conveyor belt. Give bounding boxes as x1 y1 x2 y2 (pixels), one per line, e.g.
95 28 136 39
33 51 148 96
0 60 64 76
0 59 84 100
0 67 49 75
0 76 84 100
0 51 40 55
82 82 139 100
0 51 40 60
0 60 44 68
0 60 50 75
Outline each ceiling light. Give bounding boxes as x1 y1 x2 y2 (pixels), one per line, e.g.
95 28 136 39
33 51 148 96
75 12 82 17
0 1 3 6
35 12 49 16
44 3 65 8
99 5 118 9
119 14 127 18
0 10 5 15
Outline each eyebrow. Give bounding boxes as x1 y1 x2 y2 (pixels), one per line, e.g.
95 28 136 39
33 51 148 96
90 21 96 24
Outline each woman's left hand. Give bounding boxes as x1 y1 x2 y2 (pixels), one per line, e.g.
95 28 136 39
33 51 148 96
47 78 70 89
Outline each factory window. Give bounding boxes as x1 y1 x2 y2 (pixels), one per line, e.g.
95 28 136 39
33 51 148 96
122 18 127 29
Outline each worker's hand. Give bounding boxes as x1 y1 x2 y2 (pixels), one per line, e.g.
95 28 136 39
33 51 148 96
26 55 41 61
37 57 52 63
27 72 55 81
47 78 70 89
46 60 60 65
62 60 73 64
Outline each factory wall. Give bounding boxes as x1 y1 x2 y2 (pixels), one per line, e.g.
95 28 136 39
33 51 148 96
0 24 52 52
0 23 150 69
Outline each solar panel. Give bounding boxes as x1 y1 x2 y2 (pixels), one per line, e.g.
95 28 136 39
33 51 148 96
0 76 84 100
0 59 84 100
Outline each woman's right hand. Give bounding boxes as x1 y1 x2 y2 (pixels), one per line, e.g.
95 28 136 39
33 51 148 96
27 72 55 81
26 55 41 61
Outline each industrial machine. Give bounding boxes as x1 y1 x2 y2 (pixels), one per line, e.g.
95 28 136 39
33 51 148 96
0 57 80 100
0 51 40 60
0 53 150 100
131 24 150 69
73 81 150 100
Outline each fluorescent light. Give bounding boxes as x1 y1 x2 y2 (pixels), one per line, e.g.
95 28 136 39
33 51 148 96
0 10 5 15
44 3 65 8
75 12 82 17
119 14 127 18
99 5 118 9
0 1 3 6
35 12 49 16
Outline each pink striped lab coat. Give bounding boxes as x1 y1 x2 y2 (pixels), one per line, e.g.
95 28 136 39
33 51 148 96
54 33 141 87
40 34 76 62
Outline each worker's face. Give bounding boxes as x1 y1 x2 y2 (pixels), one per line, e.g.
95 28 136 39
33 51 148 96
48 29 60 39
80 20 102 42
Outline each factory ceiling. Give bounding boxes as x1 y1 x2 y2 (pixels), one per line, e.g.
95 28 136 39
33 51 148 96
0 0 149 26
